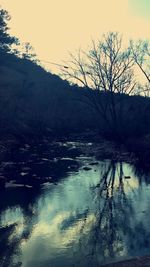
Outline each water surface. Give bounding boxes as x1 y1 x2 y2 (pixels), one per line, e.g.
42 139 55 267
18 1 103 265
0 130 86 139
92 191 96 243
0 149 150 267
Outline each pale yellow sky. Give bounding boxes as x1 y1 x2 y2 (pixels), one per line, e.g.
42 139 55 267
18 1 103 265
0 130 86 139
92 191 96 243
1 0 150 73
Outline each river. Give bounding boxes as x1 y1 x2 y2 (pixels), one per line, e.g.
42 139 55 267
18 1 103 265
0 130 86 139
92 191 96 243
0 141 150 267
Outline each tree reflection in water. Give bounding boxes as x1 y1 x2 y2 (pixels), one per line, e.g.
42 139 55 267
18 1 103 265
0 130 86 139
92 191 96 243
76 161 150 266
81 162 133 263
0 160 150 267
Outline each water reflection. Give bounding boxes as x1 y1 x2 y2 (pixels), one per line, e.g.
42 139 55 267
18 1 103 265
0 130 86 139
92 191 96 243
0 159 150 267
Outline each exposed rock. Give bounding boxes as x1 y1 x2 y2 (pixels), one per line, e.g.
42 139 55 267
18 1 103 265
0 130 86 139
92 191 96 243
124 176 131 179
83 166 92 171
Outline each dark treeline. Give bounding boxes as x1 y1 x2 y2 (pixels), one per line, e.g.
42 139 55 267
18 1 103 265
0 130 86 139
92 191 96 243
0 7 150 161
1 51 150 139
0 52 99 136
0 51 150 136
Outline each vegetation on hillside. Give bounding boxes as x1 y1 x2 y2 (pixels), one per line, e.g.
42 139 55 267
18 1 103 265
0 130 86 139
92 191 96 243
0 7 150 165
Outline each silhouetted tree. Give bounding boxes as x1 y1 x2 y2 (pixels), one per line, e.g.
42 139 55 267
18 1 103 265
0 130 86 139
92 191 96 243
61 32 137 140
21 42 37 62
0 8 18 53
62 33 135 93
130 40 150 84
130 40 150 97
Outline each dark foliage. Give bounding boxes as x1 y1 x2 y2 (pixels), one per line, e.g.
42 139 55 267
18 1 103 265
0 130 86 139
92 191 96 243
0 8 150 146
0 51 150 142
0 8 18 54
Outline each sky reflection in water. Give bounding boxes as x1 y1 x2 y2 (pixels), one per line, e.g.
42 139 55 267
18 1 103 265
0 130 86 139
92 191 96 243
0 159 150 267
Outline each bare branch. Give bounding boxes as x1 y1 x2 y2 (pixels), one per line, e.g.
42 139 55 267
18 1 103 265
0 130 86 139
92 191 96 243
130 39 150 83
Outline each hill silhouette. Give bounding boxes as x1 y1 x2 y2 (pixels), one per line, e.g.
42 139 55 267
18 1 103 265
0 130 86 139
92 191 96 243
1 51 150 141
0 52 99 139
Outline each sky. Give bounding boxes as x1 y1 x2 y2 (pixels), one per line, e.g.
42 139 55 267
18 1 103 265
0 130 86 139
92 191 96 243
1 0 150 73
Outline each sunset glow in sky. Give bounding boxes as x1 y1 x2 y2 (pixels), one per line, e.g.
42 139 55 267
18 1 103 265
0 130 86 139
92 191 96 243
1 0 150 73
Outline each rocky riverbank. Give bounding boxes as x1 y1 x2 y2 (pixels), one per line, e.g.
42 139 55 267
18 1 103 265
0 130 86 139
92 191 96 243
0 131 149 190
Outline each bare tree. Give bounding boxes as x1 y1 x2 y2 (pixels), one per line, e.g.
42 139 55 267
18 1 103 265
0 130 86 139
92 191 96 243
62 32 135 93
130 39 150 84
61 32 136 139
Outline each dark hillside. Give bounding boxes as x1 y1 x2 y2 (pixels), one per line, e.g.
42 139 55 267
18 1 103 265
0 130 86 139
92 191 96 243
0 52 150 143
0 53 98 138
